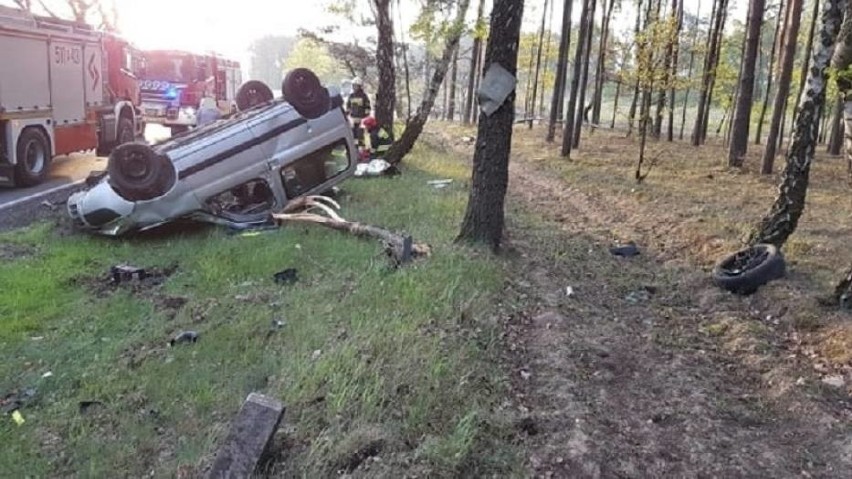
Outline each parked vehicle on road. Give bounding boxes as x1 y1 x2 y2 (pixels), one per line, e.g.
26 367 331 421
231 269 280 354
0 5 144 187
138 50 242 136
68 68 357 236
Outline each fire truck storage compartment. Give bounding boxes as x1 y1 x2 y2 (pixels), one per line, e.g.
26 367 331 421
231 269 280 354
0 35 51 112
48 40 87 125
83 42 105 108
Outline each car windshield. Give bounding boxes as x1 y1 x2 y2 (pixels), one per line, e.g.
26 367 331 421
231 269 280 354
144 54 196 83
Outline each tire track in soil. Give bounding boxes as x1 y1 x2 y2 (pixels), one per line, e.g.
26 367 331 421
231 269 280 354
422 131 852 478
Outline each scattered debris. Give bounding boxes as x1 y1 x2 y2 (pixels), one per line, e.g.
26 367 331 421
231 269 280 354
427 179 453 189
40 200 57 210
460 136 475 144
208 393 285 479
312 350 322 360
520 369 532 380
610 241 640 257
41 371 53 379
625 290 652 304
272 195 431 266
79 400 104 415
354 159 396 178
565 286 574 297
11 410 24 426
169 331 199 346
273 268 299 285
1 387 37 414
110 264 151 283
821 375 845 388
272 319 286 329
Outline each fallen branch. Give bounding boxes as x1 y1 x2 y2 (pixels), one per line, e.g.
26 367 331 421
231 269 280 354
273 196 431 265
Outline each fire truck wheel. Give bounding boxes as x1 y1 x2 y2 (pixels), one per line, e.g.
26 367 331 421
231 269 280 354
282 68 330 119
107 142 176 201
116 118 135 146
15 127 52 187
236 80 274 111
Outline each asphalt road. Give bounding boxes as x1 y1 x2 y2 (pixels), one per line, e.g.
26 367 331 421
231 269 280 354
0 125 171 215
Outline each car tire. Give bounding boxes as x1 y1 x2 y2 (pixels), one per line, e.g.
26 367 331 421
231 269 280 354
712 244 786 295
282 68 330 119
107 142 176 201
15 127 51 187
236 80 274 111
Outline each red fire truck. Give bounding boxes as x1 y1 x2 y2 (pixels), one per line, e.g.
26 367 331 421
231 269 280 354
138 50 242 135
0 5 144 187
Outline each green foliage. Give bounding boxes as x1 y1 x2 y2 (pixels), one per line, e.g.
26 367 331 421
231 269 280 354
284 37 349 84
0 143 520 476
634 14 679 91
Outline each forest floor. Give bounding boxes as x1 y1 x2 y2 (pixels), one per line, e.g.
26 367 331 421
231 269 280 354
431 122 852 478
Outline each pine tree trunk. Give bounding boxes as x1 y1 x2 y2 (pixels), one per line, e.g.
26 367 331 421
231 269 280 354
463 0 487 125
692 0 728 146
572 0 597 148
539 0 556 115
611 77 622 128
628 0 644 135
679 0 701 140
373 0 396 131
756 0 786 144
448 49 459 121
827 94 844 154
728 0 766 167
562 0 593 157
592 0 616 126
383 0 472 165
457 0 525 251
529 0 550 128
654 0 678 138
667 0 683 142
547 0 573 142
750 0 843 247
761 0 803 174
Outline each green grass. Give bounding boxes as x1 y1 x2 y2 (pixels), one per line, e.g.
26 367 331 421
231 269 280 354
0 143 522 477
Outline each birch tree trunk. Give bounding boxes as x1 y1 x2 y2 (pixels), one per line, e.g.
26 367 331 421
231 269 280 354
383 0 472 165
750 0 845 247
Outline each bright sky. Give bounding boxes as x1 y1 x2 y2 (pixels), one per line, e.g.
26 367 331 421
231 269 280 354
0 0 749 77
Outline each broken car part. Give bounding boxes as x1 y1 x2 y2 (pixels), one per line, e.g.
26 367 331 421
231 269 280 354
712 244 786 295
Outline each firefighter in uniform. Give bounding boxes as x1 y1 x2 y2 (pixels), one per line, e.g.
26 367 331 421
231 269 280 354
345 77 371 147
361 116 394 159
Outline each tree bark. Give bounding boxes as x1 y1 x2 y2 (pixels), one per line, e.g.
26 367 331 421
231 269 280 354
727 0 766 166
692 0 729 146
750 0 844 247
793 0 822 121
547 0 574 142
827 94 844 154
372 0 397 131
539 0 557 115
761 0 803 174
529 0 550 128
457 0 525 251
679 0 702 140
572 0 598 147
667 0 683 141
611 77 622 128
463 0 487 125
756 0 786 144
562 0 593 157
448 48 459 121
628 0 644 135
383 0 472 165
654 0 679 138
592 0 616 126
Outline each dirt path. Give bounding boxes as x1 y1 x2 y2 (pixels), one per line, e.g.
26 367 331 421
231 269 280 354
425 131 852 478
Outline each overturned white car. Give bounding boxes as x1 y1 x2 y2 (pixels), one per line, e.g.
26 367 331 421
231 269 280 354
68 69 358 236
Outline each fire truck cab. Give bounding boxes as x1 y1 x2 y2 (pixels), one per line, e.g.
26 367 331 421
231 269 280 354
139 50 242 135
0 5 144 187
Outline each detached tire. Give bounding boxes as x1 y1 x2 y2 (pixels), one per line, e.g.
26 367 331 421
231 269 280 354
236 80 274 111
15 127 51 187
282 68 330 119
107 142 176 201
712 244 786 295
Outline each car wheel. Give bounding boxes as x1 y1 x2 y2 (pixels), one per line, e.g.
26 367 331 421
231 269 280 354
712 244 786 295
236 80 274 111
15 127 51 187
282 68 330 119
107 142 176 201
